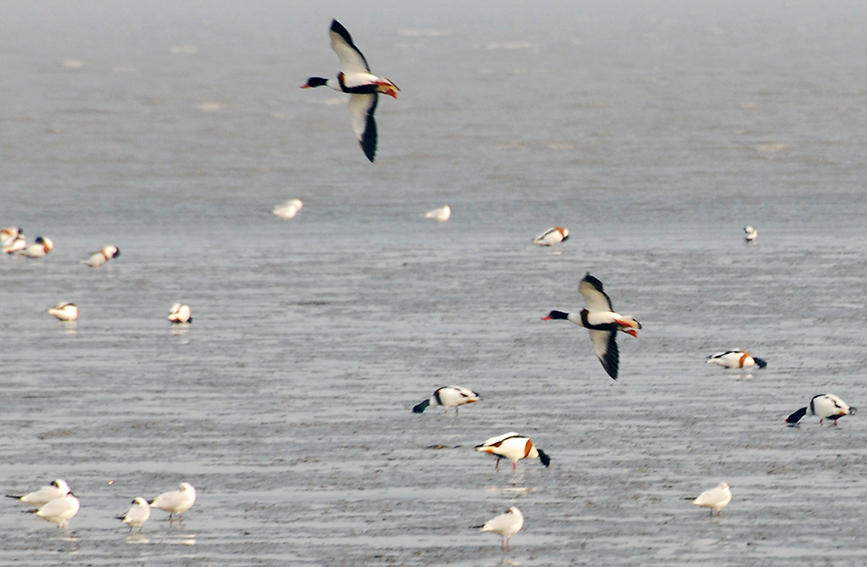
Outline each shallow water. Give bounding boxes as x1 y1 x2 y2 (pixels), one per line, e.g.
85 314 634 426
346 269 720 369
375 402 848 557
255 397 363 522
2 1 867 566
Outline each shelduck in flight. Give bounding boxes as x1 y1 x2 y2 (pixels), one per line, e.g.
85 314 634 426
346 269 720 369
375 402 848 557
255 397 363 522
543 273 641 380
301 20 399 162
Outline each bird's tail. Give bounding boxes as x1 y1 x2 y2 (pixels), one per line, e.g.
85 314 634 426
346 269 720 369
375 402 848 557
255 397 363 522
5 494 23 500
753 357 768 368
785 407 808 424
538 449 551 467
412 399 430 414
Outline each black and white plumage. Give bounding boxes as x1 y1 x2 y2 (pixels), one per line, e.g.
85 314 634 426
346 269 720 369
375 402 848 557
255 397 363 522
744 226 758 243
301 20 399 162
118 497 151 532
0 227 22 247
2 233 27 254
542 273 641 380
412 386 480 414
786 394 856 426
475 432 551 471
35 493 80 528
168 303 192 324
688 482 732 516
47 302 79 322
7 479 71 507
475 506 524 550
81 245 120 267
532 227 569 246
706 349 767 369
150 482 196 521
19 236 53 258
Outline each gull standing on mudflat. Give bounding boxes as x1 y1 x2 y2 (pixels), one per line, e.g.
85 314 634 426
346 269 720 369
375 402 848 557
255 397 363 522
301 19 399 162
475 506 524 550
412 386 479 414
532 227 569 246
150 482 196 521
35 493 80 528
118 497 151 532
47 302 79 322
542 273 641 380
476 432 551 471
706 349 767 370
81 245 120 267
7 479 71 507
785 393 856 426
688 482 732 516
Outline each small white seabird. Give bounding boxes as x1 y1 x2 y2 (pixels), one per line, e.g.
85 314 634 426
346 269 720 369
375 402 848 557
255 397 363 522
168 303 192 324
6 479 71 507
47 302 79 322
688 482 732 516
744 226 758 243
476 432 551 471
2 234 27 254
424 205 451 223
19 236 53 258
35 493 80 528
301 19 399 162
413 386 480 414
272 198 303 220
543 273 641 380
118 497 151 532
81 245 120 267
532 227 569 246
150 482 196 521
475 506 524 550
706 349 767 370
786 393 856 426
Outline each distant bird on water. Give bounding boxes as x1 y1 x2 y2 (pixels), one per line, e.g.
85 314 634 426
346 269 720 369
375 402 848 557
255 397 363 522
1 227 23 248
706 349 767 370
272 198 303 219
532 227 569 246
425 204 451 223
475 506 524 550
2 233 27 254
7 479 71 507
81 245 120 267
412 386 479 414
301 19 399 162
688 482 732 516
168 303 192 324
542 273 641 380
19 236 53 258
475 432 551 471
47 302 79 322
785 393 856 426
744 226 758 243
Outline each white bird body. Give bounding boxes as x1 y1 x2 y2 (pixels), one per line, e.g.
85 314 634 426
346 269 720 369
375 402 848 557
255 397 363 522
47 302 79 322
477 506 524 550
2 234 27 254
1 227 23 247
19 236 53 258
690 482 732 515
81 245 120 267
7 479 71 506
36 493 80 528
476 432 551 470
532 227 569 246
706 349 767 369
150 482 196 520
543 273 641 380
168 303 192 324
413 386 479 414
301 20 399 162
786 393 856 426
744 226 758 242
119 497 151 532
272 198 303 219
425 205 451 222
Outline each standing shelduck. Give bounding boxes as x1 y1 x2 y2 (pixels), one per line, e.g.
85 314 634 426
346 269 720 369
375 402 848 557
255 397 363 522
301 20 399 162
532 227 569 246
412 386 479 414
81 245 120 267
706 349 767 370
475 507 524 550
168 303 192 324
688 482 732 516
543 273 641 380
475 432 551 471
785 394 856 426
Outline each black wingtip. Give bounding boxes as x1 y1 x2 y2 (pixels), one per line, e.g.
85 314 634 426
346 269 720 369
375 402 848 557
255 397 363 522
582 273 604 291
786 406 808 424
412 399 430 414
753 357 768 368
538 449 551 467
5 495 22 500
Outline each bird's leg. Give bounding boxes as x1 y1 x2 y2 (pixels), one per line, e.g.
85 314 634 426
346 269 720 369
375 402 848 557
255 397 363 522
495 458 500 471
513 461 517 472
819 419 824 426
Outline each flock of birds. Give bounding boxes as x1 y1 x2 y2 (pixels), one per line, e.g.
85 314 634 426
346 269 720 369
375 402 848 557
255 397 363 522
6 480 196 531
5 18 858 551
